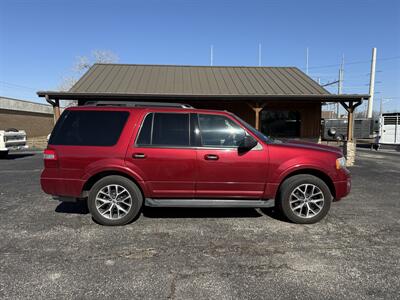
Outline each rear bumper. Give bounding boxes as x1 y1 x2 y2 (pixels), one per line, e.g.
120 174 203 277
41 175 85 198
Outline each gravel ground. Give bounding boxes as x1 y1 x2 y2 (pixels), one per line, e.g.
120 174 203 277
0 150 399 299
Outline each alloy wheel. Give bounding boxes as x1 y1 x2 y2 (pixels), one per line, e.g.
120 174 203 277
95 184 133 220
289 183 324 219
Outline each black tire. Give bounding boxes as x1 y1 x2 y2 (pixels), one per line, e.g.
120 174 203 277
0 151 9 158
88 175 143 226
277 174 332 224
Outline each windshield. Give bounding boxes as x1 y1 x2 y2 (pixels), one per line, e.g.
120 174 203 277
230 114 273 143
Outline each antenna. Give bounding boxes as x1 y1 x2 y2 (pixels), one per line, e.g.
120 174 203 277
210 45 214 66
258 43 262 66
306 47 309 74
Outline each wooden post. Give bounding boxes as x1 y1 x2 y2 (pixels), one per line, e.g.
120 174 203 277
247 102 266 130
53 99 61 123
45 95 61 124
347 101 354 142
340 100 363 166
340 100 362 142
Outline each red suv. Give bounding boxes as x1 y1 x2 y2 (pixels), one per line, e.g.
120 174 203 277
41 102 351 226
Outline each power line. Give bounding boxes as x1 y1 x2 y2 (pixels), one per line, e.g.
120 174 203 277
307 55 400 70
0 80 38 91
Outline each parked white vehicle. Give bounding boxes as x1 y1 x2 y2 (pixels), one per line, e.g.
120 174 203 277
378 113 400 145
0 129 29 157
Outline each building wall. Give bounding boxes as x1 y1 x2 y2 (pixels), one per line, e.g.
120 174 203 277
264 101 321 138
186 100 321 138
0 109 54 137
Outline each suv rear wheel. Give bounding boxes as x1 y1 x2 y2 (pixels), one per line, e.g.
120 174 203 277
88 175 143 226
277 174 332 224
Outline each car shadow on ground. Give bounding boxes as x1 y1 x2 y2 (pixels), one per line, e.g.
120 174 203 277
1 153 35 160
55 201 89 214
54 201 288 222
142 206 285 220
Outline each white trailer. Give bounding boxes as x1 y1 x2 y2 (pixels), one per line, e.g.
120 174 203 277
0 129 29 157
377 113 400 145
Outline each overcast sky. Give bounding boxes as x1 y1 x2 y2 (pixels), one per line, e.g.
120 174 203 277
1 0 399 112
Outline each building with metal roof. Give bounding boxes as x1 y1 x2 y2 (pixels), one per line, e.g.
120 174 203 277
0 96 54 137
38 64 368 141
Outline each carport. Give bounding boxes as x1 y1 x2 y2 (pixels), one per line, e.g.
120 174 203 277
37 64 369 163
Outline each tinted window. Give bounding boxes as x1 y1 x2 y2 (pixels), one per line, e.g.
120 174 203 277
49 110 129 146
136 113 190 147
198 114 246 147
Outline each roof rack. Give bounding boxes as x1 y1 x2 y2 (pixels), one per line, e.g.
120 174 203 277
84 101 193 109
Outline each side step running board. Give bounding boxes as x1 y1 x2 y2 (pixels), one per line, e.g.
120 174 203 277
145 198 275 208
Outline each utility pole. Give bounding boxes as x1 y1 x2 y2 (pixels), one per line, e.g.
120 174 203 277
367 48 377 118
380 98 391 116
306 48 309 75
336 54 344 118
210 45 214 66
258 43 262 66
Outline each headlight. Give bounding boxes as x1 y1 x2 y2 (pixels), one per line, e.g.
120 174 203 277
336 157 346 169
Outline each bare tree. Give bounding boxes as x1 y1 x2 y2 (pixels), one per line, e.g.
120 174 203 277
91 50 119 64
58 50 119 106
57 76 78 92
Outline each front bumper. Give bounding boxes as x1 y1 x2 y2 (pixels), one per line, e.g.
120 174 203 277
333 176 351 201
0 145 29 151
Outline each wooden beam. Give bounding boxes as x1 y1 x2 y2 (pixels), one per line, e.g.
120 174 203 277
340 100 363 142
247 102 266 130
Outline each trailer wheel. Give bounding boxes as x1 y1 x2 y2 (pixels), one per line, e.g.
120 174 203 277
0 150 9 158
335 134 344 141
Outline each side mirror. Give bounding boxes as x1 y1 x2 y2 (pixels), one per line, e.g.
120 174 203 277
238 135 258 153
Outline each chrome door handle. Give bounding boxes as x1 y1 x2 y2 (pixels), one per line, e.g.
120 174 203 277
204 154 219 160
133 153 146 159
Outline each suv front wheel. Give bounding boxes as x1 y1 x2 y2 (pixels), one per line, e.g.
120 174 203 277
278 174 332 224
88 175 143 226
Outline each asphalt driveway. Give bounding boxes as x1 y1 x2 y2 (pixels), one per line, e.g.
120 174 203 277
0 150 399 299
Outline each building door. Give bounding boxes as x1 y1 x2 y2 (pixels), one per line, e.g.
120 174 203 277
260 110 301 138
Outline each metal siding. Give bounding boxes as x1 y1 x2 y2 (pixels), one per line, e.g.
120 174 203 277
86 64 115 93
291 68 328 95
67 64 332 97
268 68 297 94
257 68 286 94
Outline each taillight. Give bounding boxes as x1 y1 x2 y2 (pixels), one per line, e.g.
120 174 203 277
44 149 57 160
43 149 58 168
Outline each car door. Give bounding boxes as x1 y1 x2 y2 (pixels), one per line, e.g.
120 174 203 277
125 111 196 198
195 113 268 199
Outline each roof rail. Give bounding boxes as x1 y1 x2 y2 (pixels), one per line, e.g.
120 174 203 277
84 101 193 109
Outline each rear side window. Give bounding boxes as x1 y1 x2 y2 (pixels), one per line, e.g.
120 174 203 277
49 110 129 146
136 113 190 147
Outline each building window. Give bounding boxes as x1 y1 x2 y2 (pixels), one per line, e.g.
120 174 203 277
260 110 301 138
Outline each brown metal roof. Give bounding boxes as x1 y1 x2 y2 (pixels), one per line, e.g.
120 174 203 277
70 64 329 95
37 64 369 102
